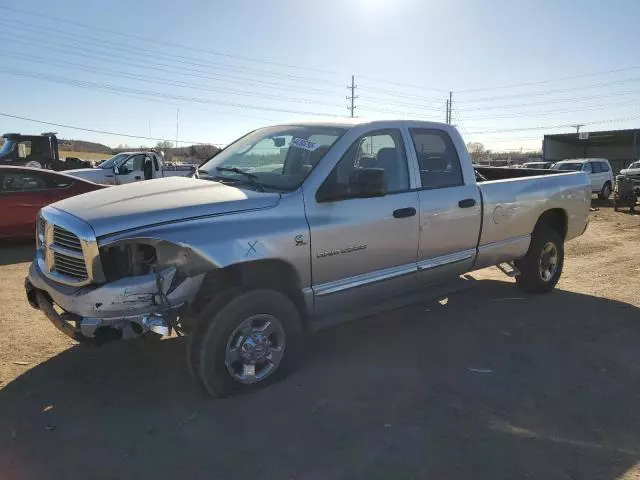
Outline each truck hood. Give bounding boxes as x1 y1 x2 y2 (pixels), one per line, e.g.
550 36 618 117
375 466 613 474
50 177 281 238
64 168 111 184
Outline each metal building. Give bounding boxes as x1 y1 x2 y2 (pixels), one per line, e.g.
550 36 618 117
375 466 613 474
543 128 640 174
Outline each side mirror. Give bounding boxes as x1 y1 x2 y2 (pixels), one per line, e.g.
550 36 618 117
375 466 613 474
348 168 387 198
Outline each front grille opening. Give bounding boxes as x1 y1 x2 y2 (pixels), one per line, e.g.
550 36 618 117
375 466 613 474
53 252 88 279
53 226 82 252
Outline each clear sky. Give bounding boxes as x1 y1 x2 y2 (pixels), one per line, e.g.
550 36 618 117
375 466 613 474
1 0 640 153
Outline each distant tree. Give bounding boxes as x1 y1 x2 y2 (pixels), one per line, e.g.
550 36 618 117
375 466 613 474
156 140 174 149
467 142 486 162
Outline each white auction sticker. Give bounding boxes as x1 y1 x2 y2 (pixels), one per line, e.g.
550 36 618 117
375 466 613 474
291 137 319 151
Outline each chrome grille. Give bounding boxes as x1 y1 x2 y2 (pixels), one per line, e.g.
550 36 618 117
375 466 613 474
51 225 87 279
53 226 83 252
53 252 88 279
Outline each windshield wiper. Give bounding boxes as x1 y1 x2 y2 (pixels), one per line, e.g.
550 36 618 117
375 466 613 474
215 166 264 192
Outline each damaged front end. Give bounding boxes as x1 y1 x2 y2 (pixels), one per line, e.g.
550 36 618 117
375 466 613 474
26 208 210 345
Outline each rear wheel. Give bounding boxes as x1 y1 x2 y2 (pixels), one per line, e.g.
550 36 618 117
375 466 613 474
187 289 302 398
515 227 564 293
25 160 42 169
599 182 611 199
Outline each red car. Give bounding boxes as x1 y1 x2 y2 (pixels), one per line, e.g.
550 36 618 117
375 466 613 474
0 166 106 239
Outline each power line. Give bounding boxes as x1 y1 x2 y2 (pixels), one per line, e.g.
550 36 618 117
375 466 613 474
458 88 640 113
457 64 640 94
357 75 448 93
359 85 445 104
460 99 640 121
455 76 640 103
357 95 445 111
0 4 334 74
0 18 342 87
0 112 218 145
451 100 469 138
0 50 343 108
356 106 426 119
467 114 640 134
0 33 343 97
0 66 345 118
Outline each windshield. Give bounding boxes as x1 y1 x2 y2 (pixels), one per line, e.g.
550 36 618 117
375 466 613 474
0 139 15 156
99 153 130 169
199 125 347 191
551 162 583 171
629 161 640 169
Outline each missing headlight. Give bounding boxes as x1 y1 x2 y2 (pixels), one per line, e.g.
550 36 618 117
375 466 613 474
101 243 157 281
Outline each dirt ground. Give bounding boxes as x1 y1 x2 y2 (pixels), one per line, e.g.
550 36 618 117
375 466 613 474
0 202 638 480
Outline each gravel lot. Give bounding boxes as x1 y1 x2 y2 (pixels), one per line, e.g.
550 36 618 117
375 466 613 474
0 202 639 480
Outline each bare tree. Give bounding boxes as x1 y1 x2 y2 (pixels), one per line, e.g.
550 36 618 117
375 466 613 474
156 140 174 149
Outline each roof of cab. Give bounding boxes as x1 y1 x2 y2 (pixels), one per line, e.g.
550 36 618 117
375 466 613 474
271 118 451 130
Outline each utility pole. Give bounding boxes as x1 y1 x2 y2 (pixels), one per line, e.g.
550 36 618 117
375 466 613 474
448 91 453 124
574 124 584 134
175 108 180 148
346 75 358 118
446 98 450 124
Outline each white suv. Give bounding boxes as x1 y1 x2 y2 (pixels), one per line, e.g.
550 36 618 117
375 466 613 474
551 158 614 199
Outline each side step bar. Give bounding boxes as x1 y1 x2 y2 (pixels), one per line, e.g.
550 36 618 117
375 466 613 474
496 262 521 278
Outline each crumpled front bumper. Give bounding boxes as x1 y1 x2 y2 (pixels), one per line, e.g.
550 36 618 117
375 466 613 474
25 260 204 342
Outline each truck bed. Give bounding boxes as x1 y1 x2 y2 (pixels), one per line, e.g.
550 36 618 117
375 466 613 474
472 169 590 270
474 166 562 182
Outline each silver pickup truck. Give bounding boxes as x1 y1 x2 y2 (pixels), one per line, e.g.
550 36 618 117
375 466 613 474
25 120 591 397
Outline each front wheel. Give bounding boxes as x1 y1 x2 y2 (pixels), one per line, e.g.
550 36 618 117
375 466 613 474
514 227 564 293
599 182 611 199
187 290 302 398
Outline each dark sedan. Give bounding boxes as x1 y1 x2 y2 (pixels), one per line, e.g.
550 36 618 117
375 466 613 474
0 166 106 239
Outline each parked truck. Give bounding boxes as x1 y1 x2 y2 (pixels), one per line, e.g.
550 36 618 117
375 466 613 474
0 132 93 170
25 120 591 397
65 150 197 185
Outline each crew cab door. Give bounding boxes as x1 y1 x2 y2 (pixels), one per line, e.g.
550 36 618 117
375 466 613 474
407 127 481 284
114 154 145 185
303 128 420 318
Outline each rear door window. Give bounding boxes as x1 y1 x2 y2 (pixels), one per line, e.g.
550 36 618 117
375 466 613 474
0 171 48 191
600 161 610 172
409 129 463 189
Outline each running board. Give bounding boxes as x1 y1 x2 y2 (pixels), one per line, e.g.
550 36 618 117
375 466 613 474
496 262 521 278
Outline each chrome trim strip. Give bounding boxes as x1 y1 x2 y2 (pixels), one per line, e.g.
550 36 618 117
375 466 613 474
49 243 84 260
417 249 476 271
477 234 530 251
314 262 417 297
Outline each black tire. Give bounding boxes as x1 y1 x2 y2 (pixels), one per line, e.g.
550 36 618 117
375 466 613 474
185 287 241 381
188 289 302 398
598 182 611 200
514 227 564 293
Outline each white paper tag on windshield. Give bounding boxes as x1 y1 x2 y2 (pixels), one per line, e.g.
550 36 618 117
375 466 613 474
291 137 319 151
